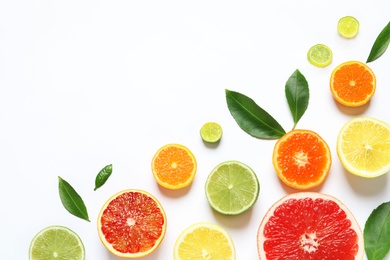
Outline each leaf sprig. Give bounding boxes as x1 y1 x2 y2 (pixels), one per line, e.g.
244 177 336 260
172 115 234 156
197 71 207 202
226 69 309 139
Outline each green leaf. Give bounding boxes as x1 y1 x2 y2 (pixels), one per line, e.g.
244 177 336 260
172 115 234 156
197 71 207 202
225 89 286 139
94 164 113 191
364 201 390 260
285 69 309 129
58 176 90 222
367 21 390 63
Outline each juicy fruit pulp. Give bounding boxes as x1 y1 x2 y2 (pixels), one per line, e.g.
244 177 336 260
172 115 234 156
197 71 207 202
97 189 166 258
174 222 235 260
307 44 333 68
272 130 331 190
205 160 259 215
257 192 364 259
330 61 376 107
29 225 85 260
337 16 360 39
200 122 223 143
152 144 197 189
337 117 390 178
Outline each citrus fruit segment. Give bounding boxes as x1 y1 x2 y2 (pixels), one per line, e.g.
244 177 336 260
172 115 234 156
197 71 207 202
97 189 167 258
205 160 260 215
152 144 197 189
330 60 376 107
257 192 364 259
200 122 223 143
174 222 236 260
338 16 360 39
272 129 331 190
29 225 85 260
307 44 333 68
337 117 390 178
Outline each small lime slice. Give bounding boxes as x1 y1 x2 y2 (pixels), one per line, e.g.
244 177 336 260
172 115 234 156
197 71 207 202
307 44 333 68
29 225 85 260
200 122 223 143
205 160 260 215
337 16 359 39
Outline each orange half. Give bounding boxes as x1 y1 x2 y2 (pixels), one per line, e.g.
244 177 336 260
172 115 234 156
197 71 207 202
152 144 197 190
330 60 376 107
272 130 331 190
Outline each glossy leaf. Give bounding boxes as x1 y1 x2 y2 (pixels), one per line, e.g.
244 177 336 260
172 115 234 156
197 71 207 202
285 69 309 129
225 89 286 139
94 164 113 191
367 21 390 63
58 176 90 222
364 201 390 260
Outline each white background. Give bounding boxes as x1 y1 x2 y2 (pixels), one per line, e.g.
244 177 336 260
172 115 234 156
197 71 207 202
1 1 390 259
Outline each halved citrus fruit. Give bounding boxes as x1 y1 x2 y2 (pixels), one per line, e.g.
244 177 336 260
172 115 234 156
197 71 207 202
257 192 364 259
97 189 167 258
200 122 223 143
29 225 85 260
337 16 360 39
272 129 331 190
205 160 260 215
337 117 390 178
330 60 376 107
174 222 236 260
152 143 197 189
307 44 333 68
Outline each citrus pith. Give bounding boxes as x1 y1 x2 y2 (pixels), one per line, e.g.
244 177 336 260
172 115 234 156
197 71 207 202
152 144 197 189
272 129 331 190
337 117 390 178
330 60 376 107
97 189 167 258
257 192 364 259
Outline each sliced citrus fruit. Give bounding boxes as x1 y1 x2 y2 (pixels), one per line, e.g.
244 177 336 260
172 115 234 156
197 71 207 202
205 160 260 215
151 143 197 189
272 129 331 190
257 192 364 259
337 117 390 178
330 60 376 107
338 16 360 39
200 122 223 143
97 189 167 258
307 44 333 68
174 222 235 260
29 225 85 260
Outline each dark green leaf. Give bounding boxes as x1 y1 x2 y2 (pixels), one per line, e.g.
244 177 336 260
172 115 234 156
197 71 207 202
94 164 113 191
285 69 309 129
367 21 390 63
58 176 90 222
225 89 286 139
364 201 390 260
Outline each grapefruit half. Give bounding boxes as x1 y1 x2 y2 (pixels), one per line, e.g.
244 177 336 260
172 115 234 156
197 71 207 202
97 189 167 258
257 192 363 259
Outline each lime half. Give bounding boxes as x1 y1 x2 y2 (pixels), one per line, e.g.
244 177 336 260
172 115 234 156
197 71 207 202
338 16 359 39
200 122 223 143
307 44 333 68
205 160 260 215
29 225 85 260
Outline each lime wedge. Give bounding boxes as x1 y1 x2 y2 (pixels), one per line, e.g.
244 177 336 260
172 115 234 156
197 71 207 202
337 16 359 39
200 122 223 143
205 160 260 215
307 44 333 68
29 225 85 260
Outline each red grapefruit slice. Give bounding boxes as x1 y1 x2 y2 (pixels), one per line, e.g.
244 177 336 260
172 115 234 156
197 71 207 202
97 189 167 258
257 192 363 259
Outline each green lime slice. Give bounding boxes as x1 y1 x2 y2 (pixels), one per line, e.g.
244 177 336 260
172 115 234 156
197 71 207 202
29 225 85 260
307 44 333 68
200 122 223 143
337 16 359 39
205 160 260 215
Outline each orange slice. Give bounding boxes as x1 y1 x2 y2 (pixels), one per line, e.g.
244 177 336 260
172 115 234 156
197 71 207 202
330 60 376 107
97 189 167 258
272 130 331 190
152 143 197 189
